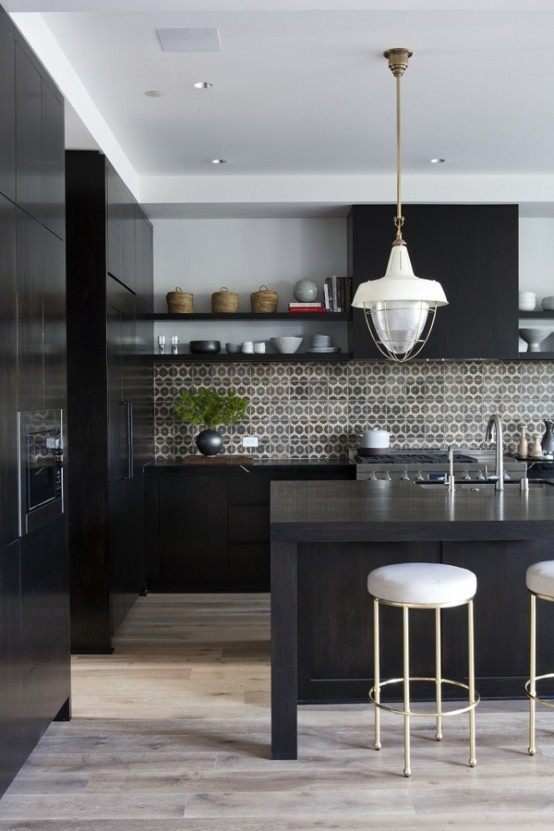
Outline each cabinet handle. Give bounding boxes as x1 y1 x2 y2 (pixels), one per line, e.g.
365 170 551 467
126 401 134 480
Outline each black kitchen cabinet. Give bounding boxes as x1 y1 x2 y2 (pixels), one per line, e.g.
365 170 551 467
0 7 15 202
107 163 136 292
158 476 229 582
135 206 154 307
66 150 153 653
348 204 519 360
145 464 355 591
0 6 69 799
0 194 17 548
14 38 64 239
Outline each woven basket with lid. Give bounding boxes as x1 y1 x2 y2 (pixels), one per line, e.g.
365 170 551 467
250 284 278 313
211 287 239 313
166 287 194 313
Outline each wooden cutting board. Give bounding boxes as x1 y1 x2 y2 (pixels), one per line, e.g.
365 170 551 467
182 455 253 465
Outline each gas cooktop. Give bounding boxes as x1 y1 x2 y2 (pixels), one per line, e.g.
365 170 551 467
355 451 479 465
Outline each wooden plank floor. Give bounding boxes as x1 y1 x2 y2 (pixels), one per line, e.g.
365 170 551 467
3 592 554 829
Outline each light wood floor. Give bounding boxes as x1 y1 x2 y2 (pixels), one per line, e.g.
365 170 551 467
3 592 554 830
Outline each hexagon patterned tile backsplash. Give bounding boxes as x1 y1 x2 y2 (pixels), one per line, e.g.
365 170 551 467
154 360 554 461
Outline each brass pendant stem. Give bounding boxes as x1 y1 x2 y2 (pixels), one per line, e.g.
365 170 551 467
384 48 412 246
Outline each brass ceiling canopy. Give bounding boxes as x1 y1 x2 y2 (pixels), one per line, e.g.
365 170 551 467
384 47 413 78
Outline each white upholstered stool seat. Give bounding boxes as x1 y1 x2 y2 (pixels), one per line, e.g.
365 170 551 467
525 560 554 756
526 560 554 597
367 561 479 777
368 562 477 607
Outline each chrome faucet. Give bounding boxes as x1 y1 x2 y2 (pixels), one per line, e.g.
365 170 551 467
447 444 456 492
485 414 504 492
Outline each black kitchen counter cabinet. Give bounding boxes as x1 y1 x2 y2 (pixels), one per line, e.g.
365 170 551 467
144 460 355 591
270 479 554 760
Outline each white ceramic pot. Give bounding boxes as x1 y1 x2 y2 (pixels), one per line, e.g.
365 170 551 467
360 428 390 450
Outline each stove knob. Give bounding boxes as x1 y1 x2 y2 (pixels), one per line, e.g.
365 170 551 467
368 472 377 481
399 470 410 481
477 469 487 481
463 470 472 480
415 470 424 481
382 471 391 481
504 471 511 480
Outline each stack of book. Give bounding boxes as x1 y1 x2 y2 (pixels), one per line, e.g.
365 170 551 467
287 301 326 313
323 275 352 312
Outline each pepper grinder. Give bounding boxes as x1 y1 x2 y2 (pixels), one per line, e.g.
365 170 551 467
158 335 166 354
171 335 179 355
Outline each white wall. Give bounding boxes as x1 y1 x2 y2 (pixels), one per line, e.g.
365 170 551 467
152 217 348 349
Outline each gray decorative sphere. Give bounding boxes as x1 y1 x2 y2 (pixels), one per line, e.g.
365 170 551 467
293 279 319 302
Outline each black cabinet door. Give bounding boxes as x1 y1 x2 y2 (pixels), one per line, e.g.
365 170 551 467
0 540 23 799
43 230 66 410
135 207 153 307
158 476 229 582
106 163 135 292
16 209 44 412
0 9 15 202
107 292 144 633
41 77 65 240
349 204 519 360
15 41 41 224
0 195 18 547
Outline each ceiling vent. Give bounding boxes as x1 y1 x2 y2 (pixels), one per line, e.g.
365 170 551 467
156 28 222 53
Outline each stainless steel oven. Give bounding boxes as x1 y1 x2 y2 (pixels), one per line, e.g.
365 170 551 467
18 409 64 536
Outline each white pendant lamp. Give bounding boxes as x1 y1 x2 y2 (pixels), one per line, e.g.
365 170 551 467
351 48 448 362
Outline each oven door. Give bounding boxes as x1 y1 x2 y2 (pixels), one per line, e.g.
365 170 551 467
18 410 64 536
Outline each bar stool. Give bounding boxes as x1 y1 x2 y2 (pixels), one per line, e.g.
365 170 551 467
367 561 479 777
525 560 554 756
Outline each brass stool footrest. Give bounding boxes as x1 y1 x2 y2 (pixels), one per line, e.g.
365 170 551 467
525 673 554 710
370 676 480 718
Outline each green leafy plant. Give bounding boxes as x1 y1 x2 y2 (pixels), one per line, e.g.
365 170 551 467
174 387 249 430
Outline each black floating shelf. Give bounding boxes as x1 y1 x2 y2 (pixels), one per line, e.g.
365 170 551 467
146 352 352 363
146 312 351 322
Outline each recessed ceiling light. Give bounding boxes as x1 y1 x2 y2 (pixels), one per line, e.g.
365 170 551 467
430 158 446 164
211 159 227 165
194 81 213 89
144 90 163 98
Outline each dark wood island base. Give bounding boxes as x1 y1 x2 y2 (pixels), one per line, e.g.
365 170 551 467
270 479 554 760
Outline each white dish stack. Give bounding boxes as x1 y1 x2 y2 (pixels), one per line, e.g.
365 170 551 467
309 333 340 353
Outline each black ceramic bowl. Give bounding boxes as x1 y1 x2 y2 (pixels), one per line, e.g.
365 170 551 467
189 340 221 354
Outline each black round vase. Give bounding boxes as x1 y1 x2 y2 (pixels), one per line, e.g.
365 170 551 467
196 429 223 456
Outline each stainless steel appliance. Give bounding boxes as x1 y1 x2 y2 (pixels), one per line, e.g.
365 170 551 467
352 448 527 482
18 409 64 536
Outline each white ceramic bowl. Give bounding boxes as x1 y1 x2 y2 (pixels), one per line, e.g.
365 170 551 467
542 296 554 311
273 336 303 354
519 291 536 311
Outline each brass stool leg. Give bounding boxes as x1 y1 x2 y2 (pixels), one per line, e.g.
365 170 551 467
403 605 411 777
435 606 442 741
468 599 477 767
529 592 537 756
373 598 381 751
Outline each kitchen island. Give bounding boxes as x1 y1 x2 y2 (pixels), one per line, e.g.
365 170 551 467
270 478 554 759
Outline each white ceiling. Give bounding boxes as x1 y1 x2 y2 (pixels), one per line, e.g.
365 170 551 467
6 0 554 218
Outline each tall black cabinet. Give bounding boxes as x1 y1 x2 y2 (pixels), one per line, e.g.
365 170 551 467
0 5 69 799
66 150 154 653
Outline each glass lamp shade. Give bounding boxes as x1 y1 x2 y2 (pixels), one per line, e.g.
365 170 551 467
352 242 448 360
371 299 429 354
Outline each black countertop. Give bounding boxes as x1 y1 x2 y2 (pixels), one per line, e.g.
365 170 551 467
145 458 353 473
270 479 554 542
